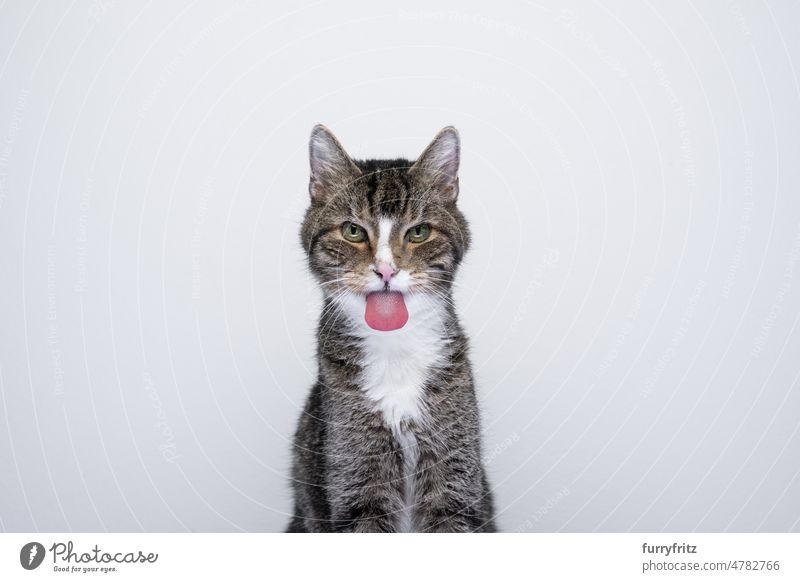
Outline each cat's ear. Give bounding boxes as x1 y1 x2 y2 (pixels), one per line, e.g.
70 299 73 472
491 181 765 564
308 124 361 202
409 126 460 201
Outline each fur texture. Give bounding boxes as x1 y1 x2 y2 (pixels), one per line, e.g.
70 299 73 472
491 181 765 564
287 125 495 533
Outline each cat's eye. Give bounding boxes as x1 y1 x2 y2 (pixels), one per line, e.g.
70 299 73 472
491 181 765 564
341 222 367 243
406 223 431 243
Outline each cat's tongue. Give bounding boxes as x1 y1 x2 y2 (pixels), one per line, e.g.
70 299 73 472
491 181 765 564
364 291 408 332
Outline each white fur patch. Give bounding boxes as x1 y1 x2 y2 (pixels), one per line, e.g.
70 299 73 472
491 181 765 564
375 218 395 266
337 289 449 531
355 294 446 424
395 428 419 533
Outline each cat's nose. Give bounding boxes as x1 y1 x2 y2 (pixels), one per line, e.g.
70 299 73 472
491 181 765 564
374 262 396 283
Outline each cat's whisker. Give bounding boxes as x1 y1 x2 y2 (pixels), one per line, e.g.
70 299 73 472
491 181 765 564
422 275 462 286
413 276 465 293
318 290 349 320
416 286 457 309
315 288 350 320
318 277 353 288
418 274 463 288
421 284 462 299
319 312 346 355
424 305 462 345
318 299 347 345
318 286 357 334
414 293 459 348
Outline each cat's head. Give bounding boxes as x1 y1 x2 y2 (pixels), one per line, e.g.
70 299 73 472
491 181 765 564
300 125 470 333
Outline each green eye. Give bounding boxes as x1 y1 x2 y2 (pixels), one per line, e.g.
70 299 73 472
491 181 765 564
406 223 431 243
342 222 367 243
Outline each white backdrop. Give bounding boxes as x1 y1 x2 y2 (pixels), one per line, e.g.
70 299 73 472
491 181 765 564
0 0 799 532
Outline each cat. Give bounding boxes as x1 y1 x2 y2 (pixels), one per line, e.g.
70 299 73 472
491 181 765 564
287 124 496 533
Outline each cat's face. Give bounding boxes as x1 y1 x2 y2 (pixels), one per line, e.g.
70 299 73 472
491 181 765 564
300 125 470 332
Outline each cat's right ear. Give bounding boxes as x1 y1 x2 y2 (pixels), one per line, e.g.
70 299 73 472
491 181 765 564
308 124 361 202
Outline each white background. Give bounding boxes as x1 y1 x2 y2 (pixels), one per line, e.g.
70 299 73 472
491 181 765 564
0 0 799 532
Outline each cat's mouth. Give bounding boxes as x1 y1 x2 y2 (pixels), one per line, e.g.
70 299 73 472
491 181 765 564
364 290 408 331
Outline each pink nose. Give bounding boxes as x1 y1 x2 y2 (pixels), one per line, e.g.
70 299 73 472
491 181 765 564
375 262 396 283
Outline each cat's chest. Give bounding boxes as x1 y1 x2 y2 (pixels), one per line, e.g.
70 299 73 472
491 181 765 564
357 326 445 431
358 330 443 533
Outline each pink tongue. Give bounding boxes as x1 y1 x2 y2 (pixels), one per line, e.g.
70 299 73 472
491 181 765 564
365 291 408 331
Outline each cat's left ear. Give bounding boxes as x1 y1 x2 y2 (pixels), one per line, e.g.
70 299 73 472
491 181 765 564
409 126 460 201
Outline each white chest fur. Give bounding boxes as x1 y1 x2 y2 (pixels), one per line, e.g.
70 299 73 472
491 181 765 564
359 330 436 428
347 293 448 428
355 294 448 531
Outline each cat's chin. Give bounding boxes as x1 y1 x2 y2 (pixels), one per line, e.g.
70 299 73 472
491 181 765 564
364 290 408 331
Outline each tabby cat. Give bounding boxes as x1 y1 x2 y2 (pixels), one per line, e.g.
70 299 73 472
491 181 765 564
287 125 495 532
